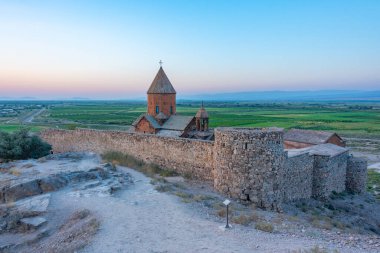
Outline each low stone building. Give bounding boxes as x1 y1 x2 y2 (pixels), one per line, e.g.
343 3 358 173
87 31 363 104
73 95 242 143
286 144 349 200
284 129 345 149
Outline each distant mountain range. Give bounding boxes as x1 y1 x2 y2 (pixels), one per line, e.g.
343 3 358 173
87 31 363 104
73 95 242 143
179 90 380 102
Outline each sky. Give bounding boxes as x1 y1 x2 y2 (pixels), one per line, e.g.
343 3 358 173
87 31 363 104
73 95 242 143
0 0 379 99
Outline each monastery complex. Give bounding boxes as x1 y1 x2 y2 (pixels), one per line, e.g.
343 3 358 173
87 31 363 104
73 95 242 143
132 66 213 140
41 66 368 210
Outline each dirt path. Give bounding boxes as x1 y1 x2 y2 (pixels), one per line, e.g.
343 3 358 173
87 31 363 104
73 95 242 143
49 167 345 253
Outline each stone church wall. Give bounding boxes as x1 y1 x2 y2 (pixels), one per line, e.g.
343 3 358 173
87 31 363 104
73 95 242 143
135 117 158 134
41 129 214 180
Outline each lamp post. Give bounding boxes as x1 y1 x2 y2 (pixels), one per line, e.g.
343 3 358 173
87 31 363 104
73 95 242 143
223 199 231 229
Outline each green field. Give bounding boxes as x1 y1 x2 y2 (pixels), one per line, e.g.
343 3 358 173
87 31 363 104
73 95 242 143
1 101 380 137
0 124 44 133
50 102 380 137
49 103 144 125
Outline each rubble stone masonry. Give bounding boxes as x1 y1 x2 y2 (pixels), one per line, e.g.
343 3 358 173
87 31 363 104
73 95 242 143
312 151 348 199
346 156 367 194
40 127 367 210
283 152 313 201
213 127 286 210
41 129 214 180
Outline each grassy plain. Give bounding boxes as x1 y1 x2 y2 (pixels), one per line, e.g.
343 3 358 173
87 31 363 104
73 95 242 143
1 101 380 137
49 103 144 125
46 101 380 137
1 100 380 200
0 124 43 133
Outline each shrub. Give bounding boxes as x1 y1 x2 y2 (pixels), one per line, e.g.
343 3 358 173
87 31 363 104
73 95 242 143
232 214 252 226
102 151 178 178
332 220 346 230
255 221 274 233
64 124 78 130
311 219 333 230
154 184 173 192
102 151 143 169
150 177 167 185
9 169 21 176
288 215 299 222
192 194 216 202
158 168 178 177
171 182 187 190
325 203 335 210
175 192 193 199
250 212 262 222
22 163 34 168
183 172 193 180
217 208 227 217
0 129 51 161
292 246 333 253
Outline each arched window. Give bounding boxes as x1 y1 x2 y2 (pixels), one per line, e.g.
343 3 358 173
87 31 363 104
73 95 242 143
156 105 159 114
170 105 173 114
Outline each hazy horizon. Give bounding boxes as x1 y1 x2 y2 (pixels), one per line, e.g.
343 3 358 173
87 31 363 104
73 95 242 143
1 89 380 102
1 0 379 99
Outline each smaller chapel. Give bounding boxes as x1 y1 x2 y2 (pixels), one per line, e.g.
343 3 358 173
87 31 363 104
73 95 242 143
132 65 214 140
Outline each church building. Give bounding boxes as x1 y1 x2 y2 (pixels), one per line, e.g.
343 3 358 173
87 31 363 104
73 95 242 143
132 65 213 140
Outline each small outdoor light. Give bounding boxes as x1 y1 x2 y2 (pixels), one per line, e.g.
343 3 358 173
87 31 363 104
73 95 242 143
223 199 231 228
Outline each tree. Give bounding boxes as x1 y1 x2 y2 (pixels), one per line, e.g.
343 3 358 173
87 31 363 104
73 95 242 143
0 128 51 161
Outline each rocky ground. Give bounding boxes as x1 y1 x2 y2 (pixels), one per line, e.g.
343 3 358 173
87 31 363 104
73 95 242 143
0 152 379 252
0 153 132 252
150 177 380 253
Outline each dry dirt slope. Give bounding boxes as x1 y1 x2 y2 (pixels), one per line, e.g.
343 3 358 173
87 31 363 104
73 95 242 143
1 153 378 253
74 167 360 253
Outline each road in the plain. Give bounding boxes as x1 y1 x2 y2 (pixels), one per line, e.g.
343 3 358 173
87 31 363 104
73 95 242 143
22 108 46 123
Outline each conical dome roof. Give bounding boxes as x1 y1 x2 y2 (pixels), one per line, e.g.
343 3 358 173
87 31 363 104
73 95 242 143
196 106 208 118
147 67 176 94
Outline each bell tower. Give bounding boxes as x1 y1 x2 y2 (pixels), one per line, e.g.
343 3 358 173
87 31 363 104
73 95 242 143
195 102 209 131
147 62 176 117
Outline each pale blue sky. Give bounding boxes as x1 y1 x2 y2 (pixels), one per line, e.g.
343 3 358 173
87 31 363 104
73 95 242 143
0 0 379 99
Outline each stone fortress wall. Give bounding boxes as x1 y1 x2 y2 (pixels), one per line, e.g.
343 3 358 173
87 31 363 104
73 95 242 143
311 151 348 199
41 127 367 210
213 128 286 210
283 152 314 202
41 129 214 180
346 156 368 194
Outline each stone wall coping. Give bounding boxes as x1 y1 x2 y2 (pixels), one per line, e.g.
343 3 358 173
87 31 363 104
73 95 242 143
348 154 367 162
41 128 214 144
286 149 310 158
308 144 348 158
215 127 284 133
286 143 348 158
